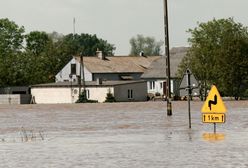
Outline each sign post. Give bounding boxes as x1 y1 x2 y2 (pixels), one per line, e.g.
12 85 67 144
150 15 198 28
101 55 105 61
186 69 192 129
201 85 227 133
179 69 199 129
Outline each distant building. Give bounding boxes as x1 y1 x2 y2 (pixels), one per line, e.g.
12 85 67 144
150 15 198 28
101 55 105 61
55 51 159 83
0 86 31 104
46 47 189 103
31 80 147 104
141 47 189 98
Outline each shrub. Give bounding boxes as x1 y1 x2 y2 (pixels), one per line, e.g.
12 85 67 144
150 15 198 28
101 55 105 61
76 90 98 103
104 90 116 103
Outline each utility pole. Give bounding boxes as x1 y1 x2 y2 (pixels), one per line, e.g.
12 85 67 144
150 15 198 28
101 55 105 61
163 0 172 116
78 55 82 97
79 52 86 99
81 52 86 94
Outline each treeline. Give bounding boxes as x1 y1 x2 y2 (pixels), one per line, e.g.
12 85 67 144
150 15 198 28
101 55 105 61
0 18 115 87
177 18 248 98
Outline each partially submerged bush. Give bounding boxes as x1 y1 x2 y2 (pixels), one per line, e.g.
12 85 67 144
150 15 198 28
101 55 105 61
104 89 116 103
76 91 98 103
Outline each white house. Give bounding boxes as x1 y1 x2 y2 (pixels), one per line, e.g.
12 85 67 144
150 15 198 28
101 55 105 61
141 47 189 98
31 80 147 104
53 48 190 101
55 51 159 83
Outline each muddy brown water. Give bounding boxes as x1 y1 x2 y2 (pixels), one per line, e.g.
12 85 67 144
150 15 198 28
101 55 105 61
0 101 247 168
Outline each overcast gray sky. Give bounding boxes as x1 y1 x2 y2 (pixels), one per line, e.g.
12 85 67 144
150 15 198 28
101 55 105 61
0 0 247 55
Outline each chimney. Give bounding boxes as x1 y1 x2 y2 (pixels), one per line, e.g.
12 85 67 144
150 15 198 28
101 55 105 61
96 49 105 60
97 78 103 85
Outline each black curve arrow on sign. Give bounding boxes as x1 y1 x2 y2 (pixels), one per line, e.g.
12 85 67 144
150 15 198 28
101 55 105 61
208 94 217 111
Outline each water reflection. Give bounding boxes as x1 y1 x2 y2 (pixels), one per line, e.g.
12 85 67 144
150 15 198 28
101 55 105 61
187 130 193 141
202 133 225 142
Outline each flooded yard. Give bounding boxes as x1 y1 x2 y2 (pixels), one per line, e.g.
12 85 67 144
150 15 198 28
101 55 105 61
0 101 247 168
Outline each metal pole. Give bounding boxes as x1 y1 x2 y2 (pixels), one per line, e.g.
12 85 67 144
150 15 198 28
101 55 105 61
80 52 86 98
78 55 82 97
69 74 73 103
214 123 216 134
164 0 172 116
188 96 191 128
81 55 86 93
186 70 192 129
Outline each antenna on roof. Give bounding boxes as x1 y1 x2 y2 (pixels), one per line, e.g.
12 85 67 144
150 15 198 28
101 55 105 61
73 17 76 36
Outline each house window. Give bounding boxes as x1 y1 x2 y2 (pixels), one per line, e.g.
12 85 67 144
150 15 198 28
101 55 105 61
160 82 163 89
128 89 133 99
149 81 155 90
86 89 90 99
71 63 76 75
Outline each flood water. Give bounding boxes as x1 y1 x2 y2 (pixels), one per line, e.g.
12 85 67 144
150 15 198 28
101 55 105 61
0 101 247 168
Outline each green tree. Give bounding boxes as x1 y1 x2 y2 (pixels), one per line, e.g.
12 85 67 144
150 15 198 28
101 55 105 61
0 19 116 87
25 31 50 56
22 31 56 85
24 32 116 85
129 34 163 56
60 33 115 56
0 18 25 87
178 18 248 98
0 18 24 55
52 33 116 75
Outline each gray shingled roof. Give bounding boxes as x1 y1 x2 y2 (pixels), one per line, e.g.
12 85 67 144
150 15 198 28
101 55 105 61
75 56 160 73
141 57 167 79
141 47 188 79
170 47 189 77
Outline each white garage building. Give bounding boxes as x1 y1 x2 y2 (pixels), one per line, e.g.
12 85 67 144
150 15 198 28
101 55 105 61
31 80 147 104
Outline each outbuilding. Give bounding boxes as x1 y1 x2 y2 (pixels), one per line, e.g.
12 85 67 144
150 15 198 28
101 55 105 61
31 80 147 104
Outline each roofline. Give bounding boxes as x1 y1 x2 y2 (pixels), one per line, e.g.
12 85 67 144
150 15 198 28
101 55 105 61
91 72 143 74
31 80 147 88
73 55 161 58
141 77 179 80
141 77 167 80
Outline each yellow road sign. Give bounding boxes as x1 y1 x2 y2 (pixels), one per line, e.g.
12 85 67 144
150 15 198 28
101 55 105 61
201 85 227 113
202 113 225 123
